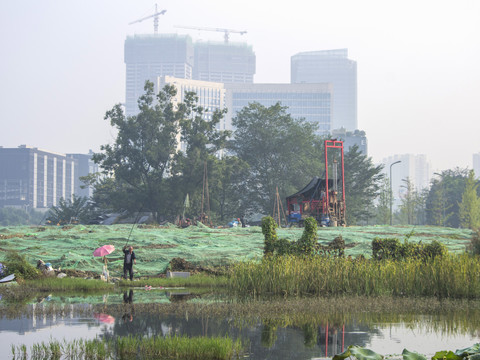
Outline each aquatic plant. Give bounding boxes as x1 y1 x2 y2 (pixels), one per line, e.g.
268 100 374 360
12 335 244 360
229 253 480 298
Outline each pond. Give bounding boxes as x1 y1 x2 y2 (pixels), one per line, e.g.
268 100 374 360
1 289 480 360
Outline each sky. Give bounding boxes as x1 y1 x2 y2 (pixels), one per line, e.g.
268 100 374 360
1 0 479 171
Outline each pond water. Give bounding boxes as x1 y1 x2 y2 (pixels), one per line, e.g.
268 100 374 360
1 289 480 360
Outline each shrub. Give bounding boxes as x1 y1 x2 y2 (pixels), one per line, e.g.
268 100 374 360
297 217 317 255
372 237 447 261
3 251 40 280
372 238 401 260
262 216 278 255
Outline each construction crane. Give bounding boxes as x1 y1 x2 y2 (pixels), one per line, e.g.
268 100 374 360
174 25 247 43
129 4 166 34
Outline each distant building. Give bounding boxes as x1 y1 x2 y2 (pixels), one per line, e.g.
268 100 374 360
67 150 99 198
331 128 367 155
156 76 227 152
473 153 480 179
0 146 97 210
382 154 431 209
225 83 333 134
0 146 76 209
125 34 256 117
124 34 194 116
193 41 255 83
291 49 357 131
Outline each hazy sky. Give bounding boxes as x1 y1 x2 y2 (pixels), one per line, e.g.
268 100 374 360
1 0 479 171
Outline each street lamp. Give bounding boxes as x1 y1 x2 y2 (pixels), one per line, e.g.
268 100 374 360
390 161 401 226
433 172 445 226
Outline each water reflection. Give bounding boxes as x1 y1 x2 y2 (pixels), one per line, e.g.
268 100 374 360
1 294 480 360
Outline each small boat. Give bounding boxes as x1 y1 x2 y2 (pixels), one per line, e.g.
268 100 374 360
0 274 15 283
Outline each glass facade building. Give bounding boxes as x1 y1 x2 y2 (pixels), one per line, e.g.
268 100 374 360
291 49 357 131
193 41 255 83
225 83 332 134
124 34 194 117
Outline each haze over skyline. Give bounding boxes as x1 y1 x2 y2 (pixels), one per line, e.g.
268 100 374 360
1 0 479 171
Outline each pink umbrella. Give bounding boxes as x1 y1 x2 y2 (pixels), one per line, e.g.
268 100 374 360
94 312 115 324
93 245 115 257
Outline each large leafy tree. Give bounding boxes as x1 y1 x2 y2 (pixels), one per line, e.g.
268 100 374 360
458 170 480 229
169 93 231 218
343 145 384 225
425 168 468 227
228 102 324 215
93 82 181 220
397 177 427 225
374 177 392 225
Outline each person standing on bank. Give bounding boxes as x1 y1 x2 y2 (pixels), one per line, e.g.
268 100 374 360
123 245 136 281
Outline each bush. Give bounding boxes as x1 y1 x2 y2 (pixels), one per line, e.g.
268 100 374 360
3 251 40 280
469 229 480 255
372 237 447 261
297 217 317 255
262 216 278 255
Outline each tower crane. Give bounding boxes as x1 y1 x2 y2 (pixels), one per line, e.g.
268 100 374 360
129 4 166 34
174 25 247 43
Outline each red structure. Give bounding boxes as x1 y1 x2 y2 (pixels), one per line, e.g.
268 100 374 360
286 140 346 226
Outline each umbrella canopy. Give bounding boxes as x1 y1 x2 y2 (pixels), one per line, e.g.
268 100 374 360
94 313 115 324
93 245 115 257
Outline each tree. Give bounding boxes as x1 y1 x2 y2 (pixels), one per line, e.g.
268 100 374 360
397 177 427 225
46 195 93 225
375 177 392 225
229 102 324 215
458 170 480 229
92 81 230 222
343 145 384 225
169 92 231 218
425 168 468 227
93 82 181 221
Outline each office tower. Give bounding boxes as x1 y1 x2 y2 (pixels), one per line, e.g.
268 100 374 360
225 83 332 134
124 34 194 116
193 41 255 83
291 49 357 131
0 146 77 209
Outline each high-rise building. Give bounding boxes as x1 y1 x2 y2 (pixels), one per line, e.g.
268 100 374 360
193 41 255 83
225 83 333 134
0 146 77 209
382 154 431 209
291 49 357 131
124 34 194 116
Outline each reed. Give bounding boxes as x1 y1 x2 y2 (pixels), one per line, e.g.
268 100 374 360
228 254 480 298
22 277 114 291
12 336 243 360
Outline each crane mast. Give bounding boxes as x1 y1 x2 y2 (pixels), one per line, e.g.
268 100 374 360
129 4 167 34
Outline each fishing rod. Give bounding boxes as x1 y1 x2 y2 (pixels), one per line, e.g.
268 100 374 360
125 205 144 248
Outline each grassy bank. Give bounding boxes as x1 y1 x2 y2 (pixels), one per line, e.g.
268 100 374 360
11 336 243 360
118 274 228 288
228 254 480 298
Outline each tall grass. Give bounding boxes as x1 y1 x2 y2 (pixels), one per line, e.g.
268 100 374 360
228 254 480 298
22 277 114 291
12 336 243 360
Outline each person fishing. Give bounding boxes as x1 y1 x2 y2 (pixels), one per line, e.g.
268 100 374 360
123 245 136 281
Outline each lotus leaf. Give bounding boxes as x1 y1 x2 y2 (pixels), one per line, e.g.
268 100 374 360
402 349 427 360
333 348 351 360
455 344 480 357
432 351 463 360
349 346 384 360
467 355 480 360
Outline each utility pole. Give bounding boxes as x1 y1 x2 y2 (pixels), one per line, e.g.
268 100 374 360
390 161 401 226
